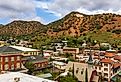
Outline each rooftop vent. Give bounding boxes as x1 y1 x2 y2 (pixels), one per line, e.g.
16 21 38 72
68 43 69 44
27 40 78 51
14 77 20 82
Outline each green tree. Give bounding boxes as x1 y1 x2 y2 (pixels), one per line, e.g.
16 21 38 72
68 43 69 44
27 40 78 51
24 62 36 74
116 76 121 82
60 74 78 82
65 53 72 58
95 23 101 29
41 47 44 57
100 46 109 51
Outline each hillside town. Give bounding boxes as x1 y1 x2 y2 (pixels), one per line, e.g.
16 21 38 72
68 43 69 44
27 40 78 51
0 39 121 82
1 0 121 82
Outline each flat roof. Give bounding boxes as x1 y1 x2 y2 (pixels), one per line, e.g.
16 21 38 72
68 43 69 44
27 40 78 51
0 72 55 82
10 46 40 52
0 46 22 53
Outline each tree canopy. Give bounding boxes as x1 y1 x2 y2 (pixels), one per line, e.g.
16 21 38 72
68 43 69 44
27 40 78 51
59 74 78 82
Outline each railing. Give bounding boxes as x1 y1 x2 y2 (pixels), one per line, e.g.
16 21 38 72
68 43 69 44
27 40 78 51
110 70 121 78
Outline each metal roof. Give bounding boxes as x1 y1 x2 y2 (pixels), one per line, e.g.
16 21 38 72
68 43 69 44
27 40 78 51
0 72 55 82
0 46 22 53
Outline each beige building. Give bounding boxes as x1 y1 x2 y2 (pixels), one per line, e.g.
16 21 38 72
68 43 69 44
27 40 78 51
10 46 40 56
65 62 99 82
63 47 79 54
0 41 7 47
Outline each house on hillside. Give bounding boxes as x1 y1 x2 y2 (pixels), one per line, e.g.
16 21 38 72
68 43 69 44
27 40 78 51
16 40 33 48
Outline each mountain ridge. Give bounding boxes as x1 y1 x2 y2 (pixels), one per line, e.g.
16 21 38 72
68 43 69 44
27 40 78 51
1 11 121 41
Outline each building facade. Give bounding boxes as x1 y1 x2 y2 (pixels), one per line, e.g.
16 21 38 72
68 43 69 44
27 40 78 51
63 47 79 54
10 46 40 56
94 50 121 81
0 46 23 72
0 54 22 71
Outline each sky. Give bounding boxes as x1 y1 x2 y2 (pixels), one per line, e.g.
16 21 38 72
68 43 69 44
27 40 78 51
1 0 121 25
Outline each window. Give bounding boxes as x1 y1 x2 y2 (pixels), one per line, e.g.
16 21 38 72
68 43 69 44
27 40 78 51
99 67 101 70
37 64 40 67
11 64 14 70
4 64 9 70
104 73 108 77
16 63 20 69
69 67 72 72
1 57 3 62
33 52 35 55
76 68 79 74
1 64 2 69
24 52 28 54
104 64 108 67
17 56 20 60
5 57 8 62
81 69 84 75
30 52 32 55
81 71 83 75
95 67 97 69
42 63 45 67
31 52 34 55
99 72 101 75
11 57 14 61
104 68 108 71
34 52 37 55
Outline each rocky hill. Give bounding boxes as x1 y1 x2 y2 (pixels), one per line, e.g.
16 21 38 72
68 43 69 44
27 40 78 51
1 11 121 43
0 20 46 36
46 12 121 37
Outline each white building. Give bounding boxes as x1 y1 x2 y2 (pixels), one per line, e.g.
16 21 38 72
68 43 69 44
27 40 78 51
52 61 66 70
10 46 40 56
94 50 121 81
0 72 55 82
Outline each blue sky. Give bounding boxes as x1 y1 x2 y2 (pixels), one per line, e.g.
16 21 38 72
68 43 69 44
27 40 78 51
0 0 121 25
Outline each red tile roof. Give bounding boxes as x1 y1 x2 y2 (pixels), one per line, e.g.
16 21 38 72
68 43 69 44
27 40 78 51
105 52 115 57
93 56 100 59
114 55 121 61
113 63 121 69
100 59 114 64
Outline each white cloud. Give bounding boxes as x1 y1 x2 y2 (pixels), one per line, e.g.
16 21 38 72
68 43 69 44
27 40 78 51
36 0 121 18
0 0 47 24
0 0 35 18
76 8 121 15
35 1 48 9
8 15 47 24
1 0 121 24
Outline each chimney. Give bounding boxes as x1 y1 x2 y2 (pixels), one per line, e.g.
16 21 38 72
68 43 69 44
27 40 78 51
14 77 20 82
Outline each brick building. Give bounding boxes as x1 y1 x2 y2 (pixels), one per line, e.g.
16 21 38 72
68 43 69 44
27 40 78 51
0 46 23 72
0 46 48 72
23 55 48 70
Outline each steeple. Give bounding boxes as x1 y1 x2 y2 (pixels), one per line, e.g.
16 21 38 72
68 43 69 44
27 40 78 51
87 48 93 65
